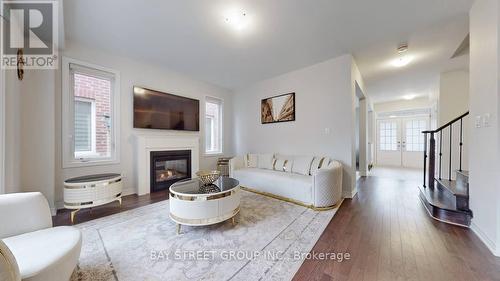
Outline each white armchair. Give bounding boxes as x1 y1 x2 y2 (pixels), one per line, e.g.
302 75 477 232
0 192 82 281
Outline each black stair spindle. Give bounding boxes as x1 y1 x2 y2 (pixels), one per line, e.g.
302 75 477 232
439 130 442 180
423 133 427 188
449 124 452 181
428 132 435 189
459 118 463 171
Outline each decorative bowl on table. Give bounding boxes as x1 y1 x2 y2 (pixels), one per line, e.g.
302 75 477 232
196 170 221 185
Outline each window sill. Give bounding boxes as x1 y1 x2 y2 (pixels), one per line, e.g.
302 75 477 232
63 158 120 169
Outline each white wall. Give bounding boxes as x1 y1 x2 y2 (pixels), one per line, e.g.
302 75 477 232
19 69 57 210
438 70 469 126
233 54 364 197
469 0 500 257
4 70 22 194
373 97 431 113
54 41 235 208
0 66 4 194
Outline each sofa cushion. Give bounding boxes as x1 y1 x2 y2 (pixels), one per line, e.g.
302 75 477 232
233 168 312 204
257 154 274 170
247 154 258 168
3 226 82 280
291 156 314 175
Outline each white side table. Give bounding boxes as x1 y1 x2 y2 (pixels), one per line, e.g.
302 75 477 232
169 177 240 234
64 173 123 223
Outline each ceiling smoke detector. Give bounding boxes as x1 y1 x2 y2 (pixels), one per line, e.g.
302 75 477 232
397 43 408 54
392 42 411 67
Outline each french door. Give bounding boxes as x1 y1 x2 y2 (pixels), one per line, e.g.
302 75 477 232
377 117 429 168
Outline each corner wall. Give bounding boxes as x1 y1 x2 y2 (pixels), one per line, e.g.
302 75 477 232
438 70 469 126
233 54 364 197
469 0 500 256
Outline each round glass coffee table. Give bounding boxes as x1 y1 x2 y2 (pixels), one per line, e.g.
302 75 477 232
169 177 240 234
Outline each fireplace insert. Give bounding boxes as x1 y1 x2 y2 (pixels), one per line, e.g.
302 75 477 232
150 150 191 192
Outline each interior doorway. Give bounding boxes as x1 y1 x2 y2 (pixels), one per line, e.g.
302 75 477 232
376 116 429 168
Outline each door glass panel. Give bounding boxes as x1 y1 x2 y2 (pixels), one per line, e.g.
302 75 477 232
379 121 398 151
405 120 427 151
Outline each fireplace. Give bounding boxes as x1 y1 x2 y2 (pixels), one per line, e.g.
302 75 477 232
150 150 191 192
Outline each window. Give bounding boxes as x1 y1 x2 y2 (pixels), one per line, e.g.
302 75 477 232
205 97 223 154
379 121 398 151
405 120 426 152
62 58 120 167
74 98 95 156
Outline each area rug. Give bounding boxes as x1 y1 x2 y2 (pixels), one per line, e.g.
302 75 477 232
71 190 337 281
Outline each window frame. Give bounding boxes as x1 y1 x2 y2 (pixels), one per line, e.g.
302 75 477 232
62 57 121 168
204 96 223 156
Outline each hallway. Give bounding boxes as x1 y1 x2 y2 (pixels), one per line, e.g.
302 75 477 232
294 173 500 280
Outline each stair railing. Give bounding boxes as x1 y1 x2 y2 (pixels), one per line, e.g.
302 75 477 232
422 111 469 188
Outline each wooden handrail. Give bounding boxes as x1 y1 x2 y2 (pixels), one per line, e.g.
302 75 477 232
422 111 469 134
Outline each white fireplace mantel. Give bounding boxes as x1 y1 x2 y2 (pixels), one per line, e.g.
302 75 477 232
135 134 200 195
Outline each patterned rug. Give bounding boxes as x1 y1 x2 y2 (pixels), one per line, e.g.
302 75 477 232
71 190 337 281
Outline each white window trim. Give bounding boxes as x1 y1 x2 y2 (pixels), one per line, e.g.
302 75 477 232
204 96 223 156
74 97 97 158
62 57 121 168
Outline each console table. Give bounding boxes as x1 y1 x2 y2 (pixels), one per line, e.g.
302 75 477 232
64 173 123 223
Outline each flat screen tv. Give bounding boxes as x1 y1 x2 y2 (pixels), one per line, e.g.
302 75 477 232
133 86 199 131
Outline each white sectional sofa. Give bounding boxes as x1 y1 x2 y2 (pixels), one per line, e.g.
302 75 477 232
229 153 342 209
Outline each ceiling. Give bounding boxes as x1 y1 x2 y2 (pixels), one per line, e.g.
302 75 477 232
63 0 473 102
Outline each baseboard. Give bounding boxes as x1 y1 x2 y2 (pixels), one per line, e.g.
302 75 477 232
470 221 500 257
343 188 358 199
122 187 136 196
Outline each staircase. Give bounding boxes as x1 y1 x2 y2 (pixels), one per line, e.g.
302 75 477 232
419 112 472 227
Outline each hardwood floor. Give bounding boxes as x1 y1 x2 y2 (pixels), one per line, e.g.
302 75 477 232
52 190 169 226
294 175 500 281
52 175 500 280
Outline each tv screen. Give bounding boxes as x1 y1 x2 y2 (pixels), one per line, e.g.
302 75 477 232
133 86 199 131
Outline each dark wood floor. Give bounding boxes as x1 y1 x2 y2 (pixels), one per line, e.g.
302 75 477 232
294 176 500 281
53 190 169 226
53 175 500 280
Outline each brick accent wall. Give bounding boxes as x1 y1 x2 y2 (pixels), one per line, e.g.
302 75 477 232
74 73 111 157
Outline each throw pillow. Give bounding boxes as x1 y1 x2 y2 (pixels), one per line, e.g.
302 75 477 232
284 160 293 173
320 157 330 169
247 154 258 168
310 157 323 175
291 155 314 175
274 159 286 171
257 153 274 169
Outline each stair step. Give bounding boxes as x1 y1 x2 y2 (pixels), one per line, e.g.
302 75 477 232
436 179 468 197
418 185 472 227
419 185 458 212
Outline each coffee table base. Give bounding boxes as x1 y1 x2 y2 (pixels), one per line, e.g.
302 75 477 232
171 207 239 234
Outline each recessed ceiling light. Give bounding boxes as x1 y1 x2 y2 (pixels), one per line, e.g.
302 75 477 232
224 10 249 31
